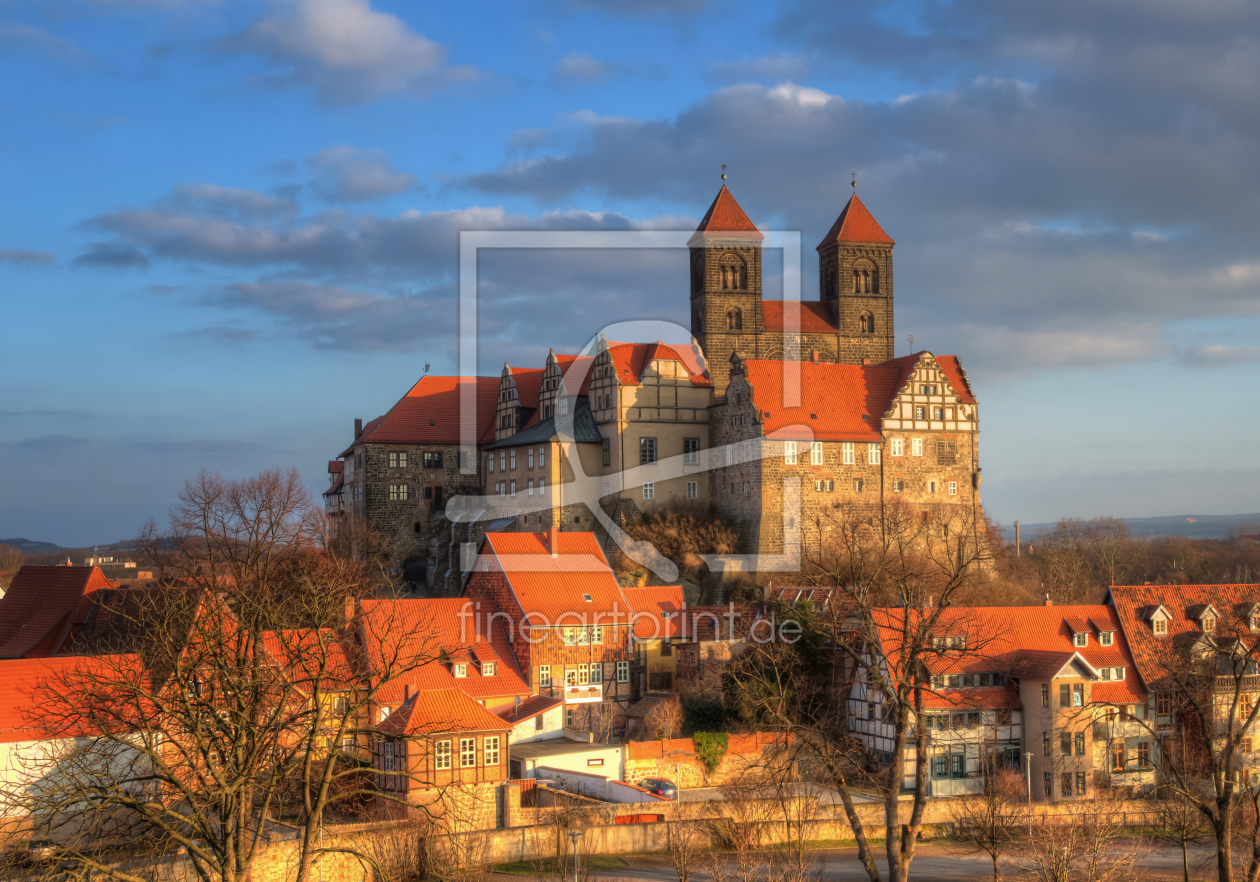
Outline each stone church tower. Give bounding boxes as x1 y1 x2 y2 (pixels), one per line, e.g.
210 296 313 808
816 193 896 364
689 184 898 398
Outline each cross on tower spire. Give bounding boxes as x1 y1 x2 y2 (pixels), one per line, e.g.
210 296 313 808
721 164 727 181
850 170 857 191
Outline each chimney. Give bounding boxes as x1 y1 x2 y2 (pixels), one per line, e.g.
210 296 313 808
547 526 560 558
404 685 411 701
862 357 871 366
354 418 363 439
344 596 355 625
810 350 818 363
1044 593 1053 607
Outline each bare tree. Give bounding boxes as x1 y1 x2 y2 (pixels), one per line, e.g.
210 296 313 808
656 698 685 740
1148 788 1212 882
948 767 1026 882
726 500 996 882
664 801 705 882
1014 795 1144 882
0 542 23 593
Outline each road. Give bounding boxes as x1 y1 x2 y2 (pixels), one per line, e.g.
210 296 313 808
569 843 1218 881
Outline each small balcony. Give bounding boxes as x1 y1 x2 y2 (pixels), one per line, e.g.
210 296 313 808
1217 675 1260 693
1094 719 1146 740
562 684 603 704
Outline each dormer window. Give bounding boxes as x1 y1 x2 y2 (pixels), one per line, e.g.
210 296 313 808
482 662 496 677
1099 631 1114 647
1203 615 1216 634
1153 618 1167 635
1073 632 1088 647
454 664 467 678
582 594 593 602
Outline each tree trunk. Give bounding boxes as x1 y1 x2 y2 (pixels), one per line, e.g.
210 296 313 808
1183 840 1189 882
993 851 1001 882
834 775 881 882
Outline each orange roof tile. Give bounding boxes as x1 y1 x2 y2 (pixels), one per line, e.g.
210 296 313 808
816 194 894 248
936 355 977 405
0 654 143 743
743 359 900 442
481 532 631 622
555 354 596 396
497 692 564 725
1109 584 1260 693
359 598 529 705
690 185 762 240
761 301 839 334
607 341 711 388
341 375 501 454
0 566 114 659
379 687 510 737
921 685 1022 710
623 585 686 639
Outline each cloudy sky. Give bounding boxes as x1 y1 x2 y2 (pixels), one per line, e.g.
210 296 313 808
2 0 1259 545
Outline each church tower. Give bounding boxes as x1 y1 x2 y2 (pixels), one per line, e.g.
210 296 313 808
689 184 763 398
817 194 895 364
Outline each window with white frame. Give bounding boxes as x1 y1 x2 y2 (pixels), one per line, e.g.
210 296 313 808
810 442 823 465
948 481 957 496
435 740 451 770
528 448 534 468
460 738 476 767
743 481 751 495
510 480 516 497
383 741 395 772
510 450 516 469
1100 631 1114 646
539 665 551 687
915 406 925 420
893 480 903 492
565 667 577 686
643 482 654 499
379 706 391 723
487 454 494 473
687 481 697 499
869 443 881 464
842 442 854 465
912 438 924 456
454 663 467 678
499 452 506 471
784 441 798 465
484 736 500 766
577 663 589 686
891 438 904 457
483 662 496 676
684 438 700 465
640 437 657 464
527 479 534 495
1153 618 1167 635
616 660 629 683
538 477 545 493
854 479 864 492
538 448 546 467
1073 632 1087 647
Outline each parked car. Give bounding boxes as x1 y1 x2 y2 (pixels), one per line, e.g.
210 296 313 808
4 840 59 865
638 778 678 799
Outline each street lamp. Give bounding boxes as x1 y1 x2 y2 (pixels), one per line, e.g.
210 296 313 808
568 830 582 882
1025 751 1034 834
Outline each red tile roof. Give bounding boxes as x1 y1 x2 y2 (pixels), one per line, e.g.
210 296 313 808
816 194 894 248
0 566 114 659
623 585 686 639
690 185 763 240
359 598 529 705
379 687 510 737
0 654 141 743
480 532 630 622
936 355 977 405
555 354 596 395
921 685 1022 710
743 359 902 442
607 341 711 388
497 692 564 725
341 375 501 454
761 301 840 334
1109 584 1260 692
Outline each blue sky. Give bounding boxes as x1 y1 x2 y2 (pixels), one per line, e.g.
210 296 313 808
2 0 1259 546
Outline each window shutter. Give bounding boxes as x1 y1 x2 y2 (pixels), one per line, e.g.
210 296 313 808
530 666 540 693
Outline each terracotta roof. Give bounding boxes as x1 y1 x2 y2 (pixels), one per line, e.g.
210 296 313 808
1109 584 1260 693
689 185 763 240
497 693 563 725
606 341 711 388
340 375 501 455
921 686 1022 710
742 359 901 442
0 566 115 659
935 355 977 405
761 301 840 334
623 585 686 639
816 194 894 248
869 604 1145 703
323 473 344 496
328 460 343 474
379 687 510 737
0 654 142 743
554 354 596 396
358 598 529 705
480 532 630 622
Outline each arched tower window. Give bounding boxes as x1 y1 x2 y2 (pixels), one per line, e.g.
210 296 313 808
852 260 879 294
727 308 742 331
859 312 875 334
720 254 747 290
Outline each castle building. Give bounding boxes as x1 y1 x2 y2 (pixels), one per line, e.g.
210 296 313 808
326 184 980 589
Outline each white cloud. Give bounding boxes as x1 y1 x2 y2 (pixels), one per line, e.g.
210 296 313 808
550 52 623 85
0 24 100 68
225 0 481 105
306 146 417 202
1180 344 1260 365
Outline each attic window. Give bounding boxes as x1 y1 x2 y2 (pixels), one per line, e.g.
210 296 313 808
482 662 496 676
1099 631 1114 647
430 419 436 426
1073 632 1088 647
810 413 817 419
1251 613 1260 632
1203 615 1216 633
861 415 869 421
583 593 593 603
1153 618 1167 636
454 664 467 678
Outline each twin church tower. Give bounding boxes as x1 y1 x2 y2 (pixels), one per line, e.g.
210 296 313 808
687 184 896 397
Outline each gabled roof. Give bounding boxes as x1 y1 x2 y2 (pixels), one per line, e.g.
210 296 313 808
921 685 1022 710
340 375 501 454
688 185 763 243
1109 584 1260 692
0 566 115 659
0 654 143 743
484 397 603 449
761 301 839 334
379 687 510 737
816 194 894 248
935 355 977 405
498 693 564 725
741 358 902 442
554 353 596 396
605 341 711 388
478 532 629 622
623 585 685 639
358 598 529 705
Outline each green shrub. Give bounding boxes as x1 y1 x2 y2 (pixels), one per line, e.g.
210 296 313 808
693 731 730 775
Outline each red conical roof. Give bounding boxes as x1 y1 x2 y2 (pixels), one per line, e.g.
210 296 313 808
690 185 763 241
816 194 895 249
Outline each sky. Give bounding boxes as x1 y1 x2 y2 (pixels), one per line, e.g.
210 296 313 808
2 0 1259 546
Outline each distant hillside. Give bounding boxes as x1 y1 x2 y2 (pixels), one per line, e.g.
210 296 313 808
1002 514 1260 541
0 537 63 553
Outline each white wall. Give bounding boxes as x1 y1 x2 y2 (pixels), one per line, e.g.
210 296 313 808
522 744 624 780
509 708 565 745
